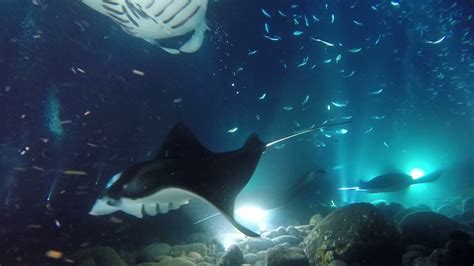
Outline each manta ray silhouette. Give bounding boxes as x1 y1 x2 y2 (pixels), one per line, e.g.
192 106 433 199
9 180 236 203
90 122 350 236
338 170 443 193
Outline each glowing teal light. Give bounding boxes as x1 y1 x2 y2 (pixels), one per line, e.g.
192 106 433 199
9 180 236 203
409 168 425 180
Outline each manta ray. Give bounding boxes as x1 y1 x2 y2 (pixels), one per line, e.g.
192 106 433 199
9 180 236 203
338 170 443 193
81 0 209 54
89 121 350 236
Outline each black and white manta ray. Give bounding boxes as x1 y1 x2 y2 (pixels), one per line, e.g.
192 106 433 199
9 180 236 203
81 0 209 54
89 122 350 236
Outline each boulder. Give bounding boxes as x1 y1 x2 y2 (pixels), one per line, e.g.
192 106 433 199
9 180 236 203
217 244 243 266
243 253 259 264
170 243 209 257
238 238 274 252
328 260 347 266
266 245 309 266
138 243 172 262
462 197 474 212
69 246 127 266
436 204 461 217
399 211 459 248
303 203 401 266
309 214 324 226
402 251 424 266
156 257 195 266
461 210 474 222
375 202 405 220
271 235 302 246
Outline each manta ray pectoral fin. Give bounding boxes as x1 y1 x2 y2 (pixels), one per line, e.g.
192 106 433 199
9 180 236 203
89 198 120 216
179 21 209 53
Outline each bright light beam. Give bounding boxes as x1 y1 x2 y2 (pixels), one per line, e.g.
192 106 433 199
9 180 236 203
409 168 425 180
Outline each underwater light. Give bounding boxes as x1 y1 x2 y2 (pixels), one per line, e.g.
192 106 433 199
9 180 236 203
409 168 425 180
234 206 267 231
235 206 265 222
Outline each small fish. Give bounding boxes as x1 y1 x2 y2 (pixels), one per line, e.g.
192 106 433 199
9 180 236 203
264 23 270 33
375 35 382 45
132 69 144 76
302 95 310 105
311 38 335 47
304 16 309 27
390 1 400 8
364 127 374 134
258 93 267 100
332 165 345 170
344 71 356 78
293 31 303 36
297 57 309 67
248 50 258 55
426 35 446 44
323 59 332 64
331 14 335 24
274 143 285 149
327 105 331 111
336 129 348 135
312 15 320 22
264 35 281 41
331 100 349 107
278 10 287 17
348 48 362 53
369 89 384 95
283 106 293 111
383 141 389 147
371 115 386 120
227 127 238 133
335 54 342 63
262 9 271 18
353 20 363 26
341 115 353 120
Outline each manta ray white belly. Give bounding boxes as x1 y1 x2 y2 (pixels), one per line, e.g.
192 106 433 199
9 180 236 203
89 188 195 218
81 0 209 54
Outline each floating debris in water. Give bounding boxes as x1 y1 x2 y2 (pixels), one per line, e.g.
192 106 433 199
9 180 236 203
63 170 88 176
132 69 145 76
32 165 45 171
45 250 63 259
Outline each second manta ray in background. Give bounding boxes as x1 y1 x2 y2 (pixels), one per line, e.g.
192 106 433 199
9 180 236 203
81 0 209 54
338 170 443 193
89 121 350 237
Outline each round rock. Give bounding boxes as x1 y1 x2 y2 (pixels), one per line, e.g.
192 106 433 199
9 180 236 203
399 211 459 248
303 203 401 266
266 245 309 266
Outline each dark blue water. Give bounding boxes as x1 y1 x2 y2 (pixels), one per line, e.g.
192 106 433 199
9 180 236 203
0 0 473 265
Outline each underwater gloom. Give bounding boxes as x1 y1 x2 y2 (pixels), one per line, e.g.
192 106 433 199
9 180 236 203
0 0 474 265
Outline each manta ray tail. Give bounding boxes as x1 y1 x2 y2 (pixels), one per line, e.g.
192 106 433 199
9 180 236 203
266 120 351 147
